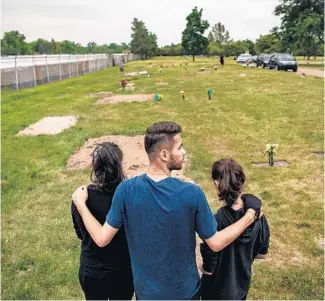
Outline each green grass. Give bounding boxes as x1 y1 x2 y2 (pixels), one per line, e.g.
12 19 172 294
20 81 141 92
299 64 324 71
296 56 324 70
2 57 324 300
296 56 324 63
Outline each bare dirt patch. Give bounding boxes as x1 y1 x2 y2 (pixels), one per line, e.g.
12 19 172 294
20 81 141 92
97 94 153 105
93 92 114 97
197 68 211 75
17 116 78 136
252 160 289 168
66 135 193 182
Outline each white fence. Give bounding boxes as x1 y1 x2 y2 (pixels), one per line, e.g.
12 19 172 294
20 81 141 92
1 53 141 90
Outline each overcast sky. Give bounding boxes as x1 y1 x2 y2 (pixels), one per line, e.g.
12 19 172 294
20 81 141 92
1 0 281 46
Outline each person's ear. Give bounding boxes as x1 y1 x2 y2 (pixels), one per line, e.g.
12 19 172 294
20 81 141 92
159 149 170 162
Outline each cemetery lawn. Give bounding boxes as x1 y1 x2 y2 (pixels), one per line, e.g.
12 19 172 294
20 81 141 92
1 57 324 299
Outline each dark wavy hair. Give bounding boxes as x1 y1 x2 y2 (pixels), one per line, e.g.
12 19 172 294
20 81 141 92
144 121 182 158
211 158 246 207
90 142 125 191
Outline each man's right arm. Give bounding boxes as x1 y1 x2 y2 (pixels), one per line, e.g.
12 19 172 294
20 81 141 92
204 210 256 252
72 185 124 248
76 202 119 247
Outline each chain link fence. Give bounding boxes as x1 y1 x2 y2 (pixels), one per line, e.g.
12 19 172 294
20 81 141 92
1 53 141 90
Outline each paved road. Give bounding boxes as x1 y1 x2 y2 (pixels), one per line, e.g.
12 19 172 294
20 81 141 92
298 68 324 78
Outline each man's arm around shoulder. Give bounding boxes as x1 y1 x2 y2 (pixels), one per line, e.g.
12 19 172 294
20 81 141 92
205 209 256 252
72 185 119 247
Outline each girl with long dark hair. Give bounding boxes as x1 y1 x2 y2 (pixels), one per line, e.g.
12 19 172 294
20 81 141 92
71 142 134 300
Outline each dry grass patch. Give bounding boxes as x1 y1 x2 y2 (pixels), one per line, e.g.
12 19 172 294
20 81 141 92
16 116 78 136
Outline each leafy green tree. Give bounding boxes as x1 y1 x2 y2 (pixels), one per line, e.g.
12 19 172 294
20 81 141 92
147 33 159 57
160 44 184 56
58 40 77 54
87 42 97 54
208 22 231 44
130 18 158 59
243 39 256 55
274 0 324 59
181 7 209 61
223 42 243 56
121 42 130 50
33 38 53 54
207 42 223 56
1 31 29 55
75 43 87 54
255 33 282 54
51 39 61 54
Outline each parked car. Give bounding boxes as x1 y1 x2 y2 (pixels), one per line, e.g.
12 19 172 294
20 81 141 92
256 53 271 68
269 53 298 72
236 53 252 64
252 55 258 63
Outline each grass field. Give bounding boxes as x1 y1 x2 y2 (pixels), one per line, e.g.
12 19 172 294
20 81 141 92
296 56 324 71
1 56 324 300
299 64 324 71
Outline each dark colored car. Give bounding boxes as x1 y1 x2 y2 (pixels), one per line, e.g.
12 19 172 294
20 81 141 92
256 53 271 68
269 53 298 72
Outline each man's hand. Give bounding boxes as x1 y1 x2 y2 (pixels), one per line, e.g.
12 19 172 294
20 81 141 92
72 185 88 210
242 194 262 219
198 263 213 275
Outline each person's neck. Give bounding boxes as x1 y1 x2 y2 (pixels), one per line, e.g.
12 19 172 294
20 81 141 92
147 163 171 181
231 195 244 211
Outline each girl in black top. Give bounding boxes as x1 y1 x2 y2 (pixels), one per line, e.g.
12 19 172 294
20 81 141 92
200 158 270 300
71 142 134 300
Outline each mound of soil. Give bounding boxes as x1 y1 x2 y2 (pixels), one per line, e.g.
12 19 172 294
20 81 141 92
97 94 153 104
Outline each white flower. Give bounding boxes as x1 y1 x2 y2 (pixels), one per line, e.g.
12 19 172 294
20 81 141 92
265 143 279 154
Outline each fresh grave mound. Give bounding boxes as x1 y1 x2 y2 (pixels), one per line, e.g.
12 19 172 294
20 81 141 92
17 116 78 136
66 135 193 182
197 68 211 75
93 92 114 97
97 94 153 104
252 160 289 168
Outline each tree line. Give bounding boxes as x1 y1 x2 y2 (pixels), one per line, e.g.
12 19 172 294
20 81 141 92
1 0 323 60
1 31 130 56
180 0 323 61
1 18 158 58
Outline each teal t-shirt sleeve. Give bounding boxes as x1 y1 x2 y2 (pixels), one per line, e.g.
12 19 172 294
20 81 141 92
106 183 125 229
195 187 217 240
